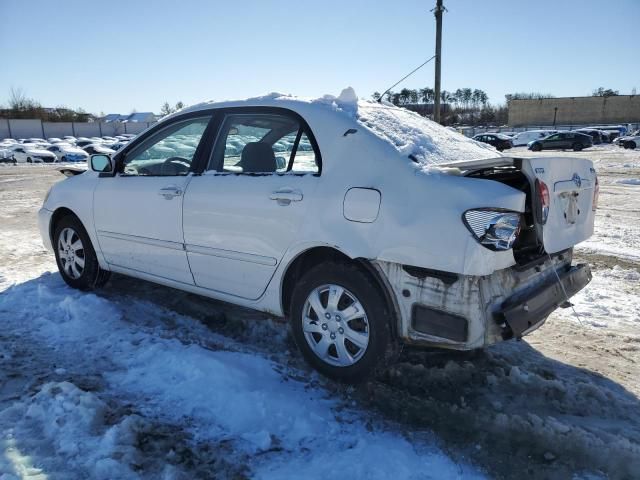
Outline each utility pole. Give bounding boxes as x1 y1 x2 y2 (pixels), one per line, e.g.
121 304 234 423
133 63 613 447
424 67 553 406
433 0 444 123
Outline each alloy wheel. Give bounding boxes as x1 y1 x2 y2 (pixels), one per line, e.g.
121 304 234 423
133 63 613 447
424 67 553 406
301 284 370 367
57 227 85 279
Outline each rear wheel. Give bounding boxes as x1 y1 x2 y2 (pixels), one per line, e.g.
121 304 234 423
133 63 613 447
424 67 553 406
27 157 32 163
53 215 110 290
290 261 392 382
61 156 66 162
572 143 584 151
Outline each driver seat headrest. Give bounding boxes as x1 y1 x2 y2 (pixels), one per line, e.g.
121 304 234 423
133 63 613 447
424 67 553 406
240 142 276 173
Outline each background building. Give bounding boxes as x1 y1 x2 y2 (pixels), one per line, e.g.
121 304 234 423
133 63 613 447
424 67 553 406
508 95 640 127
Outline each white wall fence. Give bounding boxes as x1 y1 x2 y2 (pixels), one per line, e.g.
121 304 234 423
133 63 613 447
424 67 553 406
0 118 155 140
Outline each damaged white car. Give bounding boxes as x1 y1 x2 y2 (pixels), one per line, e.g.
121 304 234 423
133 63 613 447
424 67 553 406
38 90 596 381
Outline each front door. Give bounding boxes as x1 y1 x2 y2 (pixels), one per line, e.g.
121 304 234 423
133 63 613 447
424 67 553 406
182 109 321 300
93 115 212 284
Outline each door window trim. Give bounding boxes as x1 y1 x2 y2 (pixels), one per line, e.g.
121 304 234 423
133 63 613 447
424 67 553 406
108 111 217 178
197 106 322 176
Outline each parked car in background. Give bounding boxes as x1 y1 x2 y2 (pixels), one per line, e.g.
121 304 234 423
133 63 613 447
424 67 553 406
47 144 90 162
9 144 56 163
38 95 596 381
617 130 640 149
75 139 96 148
63 136 78 144
0 146 16 163
472 133 513 151
511 130 556 146
575 129 603 144
529 131 593 151
82 144 116 156
109 141 129 151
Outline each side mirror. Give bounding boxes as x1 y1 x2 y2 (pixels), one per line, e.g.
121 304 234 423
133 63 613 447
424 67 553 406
275 156 287 170
90 154 113 173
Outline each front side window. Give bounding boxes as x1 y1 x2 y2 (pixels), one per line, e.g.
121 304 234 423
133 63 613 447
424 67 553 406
208 112 319 174
121 116 211 176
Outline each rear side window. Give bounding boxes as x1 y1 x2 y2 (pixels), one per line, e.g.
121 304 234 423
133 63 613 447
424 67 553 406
208 112 320 174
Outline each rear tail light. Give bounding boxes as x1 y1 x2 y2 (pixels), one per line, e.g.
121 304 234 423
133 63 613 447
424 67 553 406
593 176 599 211
463 210 521 251
535 179 550 224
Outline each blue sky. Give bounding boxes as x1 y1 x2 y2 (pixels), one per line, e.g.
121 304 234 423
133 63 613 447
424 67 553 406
1 0 638 114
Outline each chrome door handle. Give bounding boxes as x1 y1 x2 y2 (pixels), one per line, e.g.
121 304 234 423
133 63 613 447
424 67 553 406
158 186 183 199
270 189 303 205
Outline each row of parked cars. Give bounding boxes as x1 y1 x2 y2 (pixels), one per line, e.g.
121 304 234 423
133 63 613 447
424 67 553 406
472 126 629 153
0 134 136 164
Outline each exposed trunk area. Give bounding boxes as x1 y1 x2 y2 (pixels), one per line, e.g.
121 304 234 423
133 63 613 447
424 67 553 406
465 164 544 265
453 156 597 267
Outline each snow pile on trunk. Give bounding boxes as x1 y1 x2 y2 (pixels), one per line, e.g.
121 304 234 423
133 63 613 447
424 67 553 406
355 100 498 165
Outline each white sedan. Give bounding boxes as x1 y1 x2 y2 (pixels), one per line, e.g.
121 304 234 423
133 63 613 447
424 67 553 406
38 92 596 381
8 144 56 163
47 144 89 162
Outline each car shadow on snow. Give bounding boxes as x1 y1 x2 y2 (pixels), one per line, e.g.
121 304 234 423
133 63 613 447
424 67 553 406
4 272 639 480
95 273 640 479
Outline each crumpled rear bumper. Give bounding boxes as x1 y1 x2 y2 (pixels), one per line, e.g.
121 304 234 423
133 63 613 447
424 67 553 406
374 251 591 350
497 263 591 339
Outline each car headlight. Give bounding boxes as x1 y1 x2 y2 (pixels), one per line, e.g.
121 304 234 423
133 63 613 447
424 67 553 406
463 210 521 251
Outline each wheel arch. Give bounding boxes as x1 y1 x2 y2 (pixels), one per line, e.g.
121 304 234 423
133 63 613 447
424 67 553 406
49 207 82 245
280 246 400 338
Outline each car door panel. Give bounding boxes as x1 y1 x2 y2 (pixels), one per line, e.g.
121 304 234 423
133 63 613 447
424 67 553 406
183 174 318 299
92 115 212 284
94 175 194 284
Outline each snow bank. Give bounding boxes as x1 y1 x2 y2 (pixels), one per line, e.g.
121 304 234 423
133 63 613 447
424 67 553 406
0 382 142 479
0 273 484 479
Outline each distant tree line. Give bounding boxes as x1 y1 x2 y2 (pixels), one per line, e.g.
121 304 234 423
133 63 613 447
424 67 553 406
372 85 632 126
372 87 507 126
0 87 91 122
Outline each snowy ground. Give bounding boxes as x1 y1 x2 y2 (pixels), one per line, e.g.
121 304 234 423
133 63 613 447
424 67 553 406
1 144 639 479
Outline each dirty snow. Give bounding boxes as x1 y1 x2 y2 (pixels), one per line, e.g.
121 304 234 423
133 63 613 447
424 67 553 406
0 167 482 478
1 144 639 480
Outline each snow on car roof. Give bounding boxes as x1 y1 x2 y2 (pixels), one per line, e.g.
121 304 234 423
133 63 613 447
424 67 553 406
180 88 498 166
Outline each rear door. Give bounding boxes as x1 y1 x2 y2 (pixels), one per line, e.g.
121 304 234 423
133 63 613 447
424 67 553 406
182 108 321 300
522 157 596 253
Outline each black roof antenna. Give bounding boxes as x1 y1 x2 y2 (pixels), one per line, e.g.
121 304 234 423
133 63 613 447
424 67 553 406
378 55 437 103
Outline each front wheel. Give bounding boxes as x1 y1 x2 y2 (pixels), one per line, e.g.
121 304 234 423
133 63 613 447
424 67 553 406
290 261 392 382
572 143 584 151
61 156 66 162
27 157 32 163
53 215 110 290
627 141 637 150
531 143 542 152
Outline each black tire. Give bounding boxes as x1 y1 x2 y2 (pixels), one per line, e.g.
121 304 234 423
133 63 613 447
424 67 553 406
629 141 637 150
531 143 542 152
572 143 584 151
53 215 111 290
27 157 32 163
61 156 66 162
290 261 393 383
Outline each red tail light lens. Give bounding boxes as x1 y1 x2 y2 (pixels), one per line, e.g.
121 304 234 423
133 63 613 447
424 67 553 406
535 179 550 224
593 176 599 211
